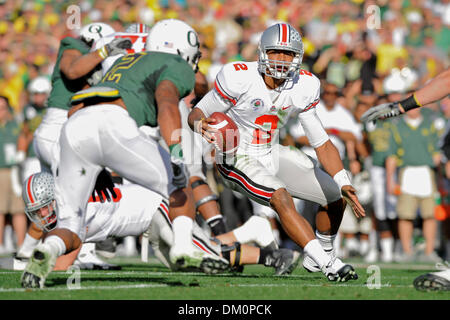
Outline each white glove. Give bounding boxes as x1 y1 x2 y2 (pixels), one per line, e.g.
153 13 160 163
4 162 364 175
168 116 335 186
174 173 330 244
360 102 401 123
97 38 132 59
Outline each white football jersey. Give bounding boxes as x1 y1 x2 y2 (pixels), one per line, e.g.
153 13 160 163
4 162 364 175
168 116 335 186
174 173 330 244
197 61 328 156
83 183 163 243
92 32 148 75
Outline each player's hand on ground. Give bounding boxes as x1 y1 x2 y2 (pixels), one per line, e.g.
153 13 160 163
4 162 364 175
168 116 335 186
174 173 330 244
360 102 404 123
195 117 218 144
341 185 365 218
92 169 117 203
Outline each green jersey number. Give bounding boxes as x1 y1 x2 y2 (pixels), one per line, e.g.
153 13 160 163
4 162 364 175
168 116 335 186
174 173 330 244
103 52 147 83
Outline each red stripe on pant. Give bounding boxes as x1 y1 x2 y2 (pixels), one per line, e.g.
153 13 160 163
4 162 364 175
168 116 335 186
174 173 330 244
217 164 273 202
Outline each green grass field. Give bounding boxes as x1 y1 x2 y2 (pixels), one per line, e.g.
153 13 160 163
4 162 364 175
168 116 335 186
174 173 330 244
0 257 448 300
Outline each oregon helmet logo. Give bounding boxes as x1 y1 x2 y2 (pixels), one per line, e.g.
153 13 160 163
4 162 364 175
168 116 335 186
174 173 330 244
88 24 103 35
187 30 199 48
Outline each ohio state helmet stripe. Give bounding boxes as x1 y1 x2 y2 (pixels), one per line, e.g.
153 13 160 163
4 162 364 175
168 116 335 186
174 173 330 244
27 175 35 204
281 23 288 43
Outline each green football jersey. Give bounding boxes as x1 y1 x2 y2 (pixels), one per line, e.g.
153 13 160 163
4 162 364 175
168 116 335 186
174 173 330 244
0 120 21 168
72 52 195 127
47 37 90 110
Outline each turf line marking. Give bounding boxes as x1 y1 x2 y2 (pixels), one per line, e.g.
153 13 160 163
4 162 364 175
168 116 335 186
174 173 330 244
0 282 414 293
0 283 169 293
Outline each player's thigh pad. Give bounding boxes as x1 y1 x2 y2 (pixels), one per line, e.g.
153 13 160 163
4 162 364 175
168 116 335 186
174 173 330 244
275 145 341 206
216 155 285 206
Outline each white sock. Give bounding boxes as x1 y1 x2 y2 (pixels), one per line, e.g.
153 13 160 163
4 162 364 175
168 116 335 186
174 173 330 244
315 231 336 252
380 237 393 259
369 230 377 249
232 216 259 244
345 237 359 252
172 216 193 247
44 235 66 257
17 233 40 258
360 239 369 256
304 239 331 270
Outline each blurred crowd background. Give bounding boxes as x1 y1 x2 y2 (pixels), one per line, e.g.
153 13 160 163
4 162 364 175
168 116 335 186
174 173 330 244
0 0 449 265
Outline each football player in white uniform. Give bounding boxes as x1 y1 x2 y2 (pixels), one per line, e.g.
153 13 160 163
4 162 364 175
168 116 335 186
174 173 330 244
91 24 229 237
188 23 365 282
10 172 299 278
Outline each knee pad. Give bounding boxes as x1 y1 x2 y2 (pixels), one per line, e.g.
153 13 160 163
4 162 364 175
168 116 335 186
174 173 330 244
221 242 242 267
191 179 219 209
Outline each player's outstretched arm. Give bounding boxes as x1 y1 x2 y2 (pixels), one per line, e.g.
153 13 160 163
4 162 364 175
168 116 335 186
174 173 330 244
60 38 132 80
414 67 450 107
361 68 450 122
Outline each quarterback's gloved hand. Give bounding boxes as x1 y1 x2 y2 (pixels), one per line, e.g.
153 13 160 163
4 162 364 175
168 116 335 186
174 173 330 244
97 38 132 59
92 169 117 203
170 156 188 190
360 101 402 123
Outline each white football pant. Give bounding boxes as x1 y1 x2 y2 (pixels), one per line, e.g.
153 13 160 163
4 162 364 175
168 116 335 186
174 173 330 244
33 107 67 175
217 144 341 208
55 104 175 240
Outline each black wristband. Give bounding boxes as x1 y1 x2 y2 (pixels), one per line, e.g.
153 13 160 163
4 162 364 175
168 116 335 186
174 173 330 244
399 94 421 112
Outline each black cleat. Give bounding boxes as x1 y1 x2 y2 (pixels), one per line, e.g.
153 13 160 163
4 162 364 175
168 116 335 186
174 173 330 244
413 270 450 291
327 264 358 282
200 257 230 274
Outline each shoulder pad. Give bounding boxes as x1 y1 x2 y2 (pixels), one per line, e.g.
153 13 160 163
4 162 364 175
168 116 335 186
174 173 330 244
214 61 254 105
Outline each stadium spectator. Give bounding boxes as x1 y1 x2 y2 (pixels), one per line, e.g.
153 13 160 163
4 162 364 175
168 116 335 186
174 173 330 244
0 95 26 253
16 76 51 181
386 106 442 263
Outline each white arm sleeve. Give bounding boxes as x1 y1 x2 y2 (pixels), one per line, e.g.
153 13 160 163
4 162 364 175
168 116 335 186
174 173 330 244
298 108 329 148
194 89 232 118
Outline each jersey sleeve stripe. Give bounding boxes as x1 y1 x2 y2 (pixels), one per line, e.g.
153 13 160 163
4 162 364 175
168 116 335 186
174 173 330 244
214 79 237 106
302 98 320 112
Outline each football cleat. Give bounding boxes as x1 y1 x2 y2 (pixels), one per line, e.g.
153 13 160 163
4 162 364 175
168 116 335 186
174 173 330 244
21 244 56 289
413 269 450 291
325 264 358 282
200 256 230 275
169 245 229 274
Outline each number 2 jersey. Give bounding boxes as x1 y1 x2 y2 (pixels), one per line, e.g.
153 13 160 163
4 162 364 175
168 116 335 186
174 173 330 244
195 61 329 157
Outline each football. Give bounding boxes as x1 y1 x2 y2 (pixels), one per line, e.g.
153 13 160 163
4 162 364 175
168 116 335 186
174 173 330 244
209 112 240 154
